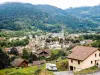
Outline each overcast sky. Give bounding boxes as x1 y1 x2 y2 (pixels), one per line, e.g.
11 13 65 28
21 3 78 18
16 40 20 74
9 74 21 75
0 0 100 9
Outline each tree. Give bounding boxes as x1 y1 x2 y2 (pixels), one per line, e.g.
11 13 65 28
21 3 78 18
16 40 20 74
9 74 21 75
58 50 66 57
59 38 64 43
50 50 66 60
10 56 18 62
91 40 100 48
78 36 84 41
50 50 59 60
22 48 30 60
28 52 38 63
0 48 10 69
51 37 59 41
9 47 19 56
46 38 51 43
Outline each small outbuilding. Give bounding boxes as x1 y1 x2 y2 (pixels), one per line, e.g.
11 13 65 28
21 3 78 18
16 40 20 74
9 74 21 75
11 58 28 67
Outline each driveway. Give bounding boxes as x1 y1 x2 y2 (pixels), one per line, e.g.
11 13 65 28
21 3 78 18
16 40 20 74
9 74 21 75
53 71 74 75
92 71 100 75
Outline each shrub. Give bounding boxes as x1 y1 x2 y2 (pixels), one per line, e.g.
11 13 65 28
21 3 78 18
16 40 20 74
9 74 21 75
34 69 41 75
56 59 68 71
50 50 66 60
0 72 5 75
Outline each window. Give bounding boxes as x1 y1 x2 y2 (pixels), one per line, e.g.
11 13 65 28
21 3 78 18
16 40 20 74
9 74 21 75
97 63 99 66
71 59 73 63
95 54 96 57
78 61 80 64
91 61 93 64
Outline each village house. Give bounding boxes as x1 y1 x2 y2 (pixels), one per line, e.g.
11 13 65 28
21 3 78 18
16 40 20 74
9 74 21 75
48 42 62 50
8 36 27 42
68 46 100 71
36 50 51 57
0 37 5 41
11 58 28 67
67 34 80 39
16 46 25 54
32 60 46 66
3 48 11 52
80 40 93 45
9 47 19 55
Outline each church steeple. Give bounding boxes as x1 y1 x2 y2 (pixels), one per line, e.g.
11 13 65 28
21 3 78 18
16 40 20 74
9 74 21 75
61 26 64 39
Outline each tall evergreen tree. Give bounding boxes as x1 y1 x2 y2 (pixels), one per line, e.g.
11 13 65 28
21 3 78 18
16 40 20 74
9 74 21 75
28 52 38 63
0 47 10 69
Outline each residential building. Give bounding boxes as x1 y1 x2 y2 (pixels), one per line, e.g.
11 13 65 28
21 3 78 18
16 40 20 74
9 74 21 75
36 50 51 57
80 40 93 45
32 60 46 66
48 42 62 49
68 46 100 71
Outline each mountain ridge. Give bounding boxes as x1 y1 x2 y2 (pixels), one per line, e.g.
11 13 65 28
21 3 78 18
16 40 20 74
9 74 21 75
0 2 99 32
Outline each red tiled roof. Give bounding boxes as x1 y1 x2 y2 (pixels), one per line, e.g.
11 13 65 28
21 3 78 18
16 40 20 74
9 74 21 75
0 37 5 40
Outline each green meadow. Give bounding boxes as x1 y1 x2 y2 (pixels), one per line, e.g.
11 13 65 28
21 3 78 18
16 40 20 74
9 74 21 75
0 65 54 75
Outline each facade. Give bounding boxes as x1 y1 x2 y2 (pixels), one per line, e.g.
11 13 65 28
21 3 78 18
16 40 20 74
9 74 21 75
68 46 100 71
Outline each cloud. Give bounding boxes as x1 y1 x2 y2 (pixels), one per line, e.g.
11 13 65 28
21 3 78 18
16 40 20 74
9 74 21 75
0 0 100 9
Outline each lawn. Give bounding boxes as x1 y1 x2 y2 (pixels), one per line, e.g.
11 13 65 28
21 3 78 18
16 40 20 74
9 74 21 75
0 65 54 75
75 66 98 74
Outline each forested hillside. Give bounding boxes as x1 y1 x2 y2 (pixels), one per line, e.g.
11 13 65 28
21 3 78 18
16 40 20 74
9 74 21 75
0 2 99 32
66 5 100 27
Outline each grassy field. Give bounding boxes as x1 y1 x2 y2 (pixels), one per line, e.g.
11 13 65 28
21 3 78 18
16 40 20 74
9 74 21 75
0 65 54 75
75 66 98 74
0 59 68 75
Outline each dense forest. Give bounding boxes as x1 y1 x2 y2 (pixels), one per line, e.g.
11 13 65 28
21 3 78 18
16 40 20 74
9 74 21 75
0 2 100 32
66 5 100 26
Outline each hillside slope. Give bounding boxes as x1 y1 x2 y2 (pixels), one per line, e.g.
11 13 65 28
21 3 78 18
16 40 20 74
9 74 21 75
66 5 100 25
0 2 99 32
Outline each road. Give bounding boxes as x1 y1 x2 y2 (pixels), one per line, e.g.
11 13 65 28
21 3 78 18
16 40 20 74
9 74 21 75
53 71 74 75
54 71 100 75
86 71 100 75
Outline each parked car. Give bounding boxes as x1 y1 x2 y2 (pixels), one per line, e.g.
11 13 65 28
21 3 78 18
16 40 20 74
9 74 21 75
46 63 57 71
